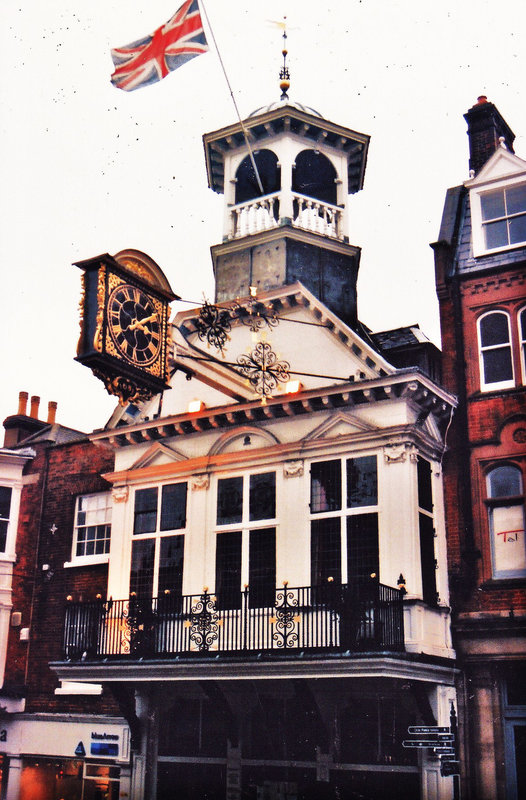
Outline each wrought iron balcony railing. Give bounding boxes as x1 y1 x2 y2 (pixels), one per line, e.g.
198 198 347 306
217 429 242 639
62 582 404 661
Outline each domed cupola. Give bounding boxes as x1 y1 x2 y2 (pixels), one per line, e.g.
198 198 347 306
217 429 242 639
202 41 369 327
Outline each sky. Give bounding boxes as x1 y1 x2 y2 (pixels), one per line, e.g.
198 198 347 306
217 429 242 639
1 0 526 434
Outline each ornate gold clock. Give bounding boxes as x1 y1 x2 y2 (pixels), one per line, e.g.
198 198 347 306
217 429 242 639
75 249 178 405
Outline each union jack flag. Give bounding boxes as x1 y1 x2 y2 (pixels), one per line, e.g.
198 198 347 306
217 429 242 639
111 0 209 92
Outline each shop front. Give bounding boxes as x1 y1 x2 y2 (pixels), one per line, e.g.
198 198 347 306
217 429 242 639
0 714 130 800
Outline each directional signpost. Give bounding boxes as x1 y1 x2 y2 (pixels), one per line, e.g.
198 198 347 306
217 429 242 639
403 703 460 798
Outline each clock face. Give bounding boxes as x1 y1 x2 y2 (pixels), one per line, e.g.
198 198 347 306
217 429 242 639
107 283 162 366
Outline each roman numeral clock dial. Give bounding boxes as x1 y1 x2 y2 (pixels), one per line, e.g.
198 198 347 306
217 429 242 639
74 250 178 406
107 284 162 367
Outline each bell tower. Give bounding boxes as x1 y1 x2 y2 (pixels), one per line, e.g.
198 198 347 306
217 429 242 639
203 61 370 327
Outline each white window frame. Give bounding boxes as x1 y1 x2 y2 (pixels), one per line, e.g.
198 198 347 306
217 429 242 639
477 310 515 392
65 492 112 567
309 454 379 587
470 176 526 257
519 306 526 386
214 470 278 594
0 486 12 555
487 465 526 580
130 482 187 598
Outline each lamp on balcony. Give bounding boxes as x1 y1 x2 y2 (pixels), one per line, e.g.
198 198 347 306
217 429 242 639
397 574 407 595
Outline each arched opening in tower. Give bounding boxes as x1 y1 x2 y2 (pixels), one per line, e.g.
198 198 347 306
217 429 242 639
292 150 337 205
235 150 281 203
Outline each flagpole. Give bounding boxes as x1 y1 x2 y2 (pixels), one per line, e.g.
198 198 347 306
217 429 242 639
198 0 264 195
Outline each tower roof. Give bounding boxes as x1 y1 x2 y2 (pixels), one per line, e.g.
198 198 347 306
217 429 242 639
203 103 370 196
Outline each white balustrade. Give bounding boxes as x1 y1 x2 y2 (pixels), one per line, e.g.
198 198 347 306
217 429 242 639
228 191 344 240
230 193 280 239
293 192 343 239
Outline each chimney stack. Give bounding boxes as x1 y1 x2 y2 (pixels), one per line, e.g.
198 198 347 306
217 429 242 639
30 395 40 420
47 401 57 425
3 392 56 448
464 96 515 175
17 391 28 416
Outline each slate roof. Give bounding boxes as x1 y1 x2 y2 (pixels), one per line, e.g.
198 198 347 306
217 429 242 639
437 186 526 278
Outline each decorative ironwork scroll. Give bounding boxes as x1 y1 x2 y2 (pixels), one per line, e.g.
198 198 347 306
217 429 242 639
272 586 299 649
232 300 279 335
194 301 233 353
237 341 290 401
188 591 220 651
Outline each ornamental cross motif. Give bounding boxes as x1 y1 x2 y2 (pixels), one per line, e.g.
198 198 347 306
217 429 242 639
194 300 233 353
236 341 290 401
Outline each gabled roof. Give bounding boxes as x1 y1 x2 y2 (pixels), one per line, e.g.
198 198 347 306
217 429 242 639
465 145 526 188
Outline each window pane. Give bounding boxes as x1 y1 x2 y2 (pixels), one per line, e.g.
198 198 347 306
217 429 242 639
217 477 243 525
484 219 508 249
347 456 377 507
481 190 505 221
347 514 379 583
0 486 12 520
158 535 184 595
506 185 526 215
215 531 242 609
160 483 187 531
134 488 158 534
417 458 433 512
521 308 526 340
492 504 526 575
0 520 7 552
311 517 341 586
488 465 522 498
480 312 510 347
419 514 437 605
248 528 276 607
483 347 513 384
505 664 526 705
310 461 341 513
130 539 155 597
249 472 276 521
509 213 526 245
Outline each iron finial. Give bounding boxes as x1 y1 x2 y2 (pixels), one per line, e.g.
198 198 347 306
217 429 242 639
279 16 290 100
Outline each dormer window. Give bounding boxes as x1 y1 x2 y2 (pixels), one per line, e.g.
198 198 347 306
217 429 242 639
480 184 526 250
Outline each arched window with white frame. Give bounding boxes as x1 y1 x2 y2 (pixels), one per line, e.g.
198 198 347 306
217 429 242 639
486 464 526 579
478 310 514 391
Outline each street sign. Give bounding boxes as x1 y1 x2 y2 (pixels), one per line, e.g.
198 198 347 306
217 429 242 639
408 726 450 735
433 747 455 756
403 740 444 748
441 760 460 777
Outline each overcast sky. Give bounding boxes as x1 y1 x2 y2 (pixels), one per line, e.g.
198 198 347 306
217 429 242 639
1 0 526 433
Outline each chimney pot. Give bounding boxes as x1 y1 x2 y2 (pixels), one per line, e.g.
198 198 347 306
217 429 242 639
30 396 40 420
47 401 57 425
477 95 488 104
17 392 28 416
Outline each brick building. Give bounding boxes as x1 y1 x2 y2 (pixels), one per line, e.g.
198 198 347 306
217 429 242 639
0 394 130 799
433 96 526 800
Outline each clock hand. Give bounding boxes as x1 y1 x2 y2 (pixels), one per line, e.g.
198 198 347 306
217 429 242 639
128 313 158 332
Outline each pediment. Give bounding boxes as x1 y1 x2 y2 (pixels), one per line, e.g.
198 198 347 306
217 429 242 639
304 411 377 442
466 146 526 187
209 426 280 455
130 442 187 470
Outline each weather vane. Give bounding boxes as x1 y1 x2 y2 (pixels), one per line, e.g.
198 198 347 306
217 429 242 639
279 17 290 100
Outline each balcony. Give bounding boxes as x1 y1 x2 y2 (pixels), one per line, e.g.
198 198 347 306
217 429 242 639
62 582 404 662
228 191 345 241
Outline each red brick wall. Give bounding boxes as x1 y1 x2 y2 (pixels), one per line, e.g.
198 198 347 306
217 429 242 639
5 436 120 715
436 259 526 613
